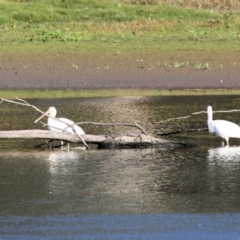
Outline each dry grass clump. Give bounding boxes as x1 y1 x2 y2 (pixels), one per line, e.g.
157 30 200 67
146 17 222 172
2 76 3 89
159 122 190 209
121 0 240 10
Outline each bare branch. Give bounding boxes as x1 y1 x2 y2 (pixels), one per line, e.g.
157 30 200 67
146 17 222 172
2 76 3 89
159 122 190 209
134 121 148 135
214 109 240 113
158 128 208 136
158 111 206 124
76 121 148 135
0 97 45 115
157 109 240 124
75 132 89 150
76 121 139 127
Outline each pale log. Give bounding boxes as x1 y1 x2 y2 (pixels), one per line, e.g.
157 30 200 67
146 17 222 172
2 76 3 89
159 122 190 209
0 130 193 149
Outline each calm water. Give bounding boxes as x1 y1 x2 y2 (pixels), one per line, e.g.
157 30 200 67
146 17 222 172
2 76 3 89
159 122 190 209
1 95 240 239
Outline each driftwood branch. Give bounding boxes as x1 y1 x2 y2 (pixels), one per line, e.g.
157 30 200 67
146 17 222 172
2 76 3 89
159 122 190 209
0 130 193 149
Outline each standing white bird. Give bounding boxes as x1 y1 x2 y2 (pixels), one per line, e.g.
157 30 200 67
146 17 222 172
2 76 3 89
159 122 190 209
34 107 85 148
207 105 240 146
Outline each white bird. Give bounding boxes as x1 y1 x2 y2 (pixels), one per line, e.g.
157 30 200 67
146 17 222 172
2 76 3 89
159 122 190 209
34 106 85 148
207 105 240 146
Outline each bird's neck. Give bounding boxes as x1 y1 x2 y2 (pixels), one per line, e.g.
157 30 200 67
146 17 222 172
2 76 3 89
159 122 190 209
207 113 213 132
207 108 213 122
207 115 212 123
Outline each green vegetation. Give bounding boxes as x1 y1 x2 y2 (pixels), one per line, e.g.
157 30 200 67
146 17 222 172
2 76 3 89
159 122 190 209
1 0 240 50
0 0 228 24
2 89 240 99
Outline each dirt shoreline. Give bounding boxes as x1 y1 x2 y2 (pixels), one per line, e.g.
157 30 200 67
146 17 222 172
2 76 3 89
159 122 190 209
1 53 240 90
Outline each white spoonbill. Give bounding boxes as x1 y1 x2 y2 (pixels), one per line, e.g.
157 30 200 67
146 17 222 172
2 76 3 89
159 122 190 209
207 105 240 146
34 107 85 145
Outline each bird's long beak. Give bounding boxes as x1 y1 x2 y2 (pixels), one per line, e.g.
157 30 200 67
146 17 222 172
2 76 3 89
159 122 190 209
34 114 45 123
34 109 50 123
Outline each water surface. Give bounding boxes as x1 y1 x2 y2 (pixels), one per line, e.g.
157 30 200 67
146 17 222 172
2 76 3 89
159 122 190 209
1 95 240 239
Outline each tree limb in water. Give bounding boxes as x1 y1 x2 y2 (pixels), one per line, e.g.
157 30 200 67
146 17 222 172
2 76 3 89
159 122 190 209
0 130 193 149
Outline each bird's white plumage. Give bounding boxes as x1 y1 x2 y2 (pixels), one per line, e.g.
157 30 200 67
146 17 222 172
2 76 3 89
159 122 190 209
207 106 240 146
35 106 85 135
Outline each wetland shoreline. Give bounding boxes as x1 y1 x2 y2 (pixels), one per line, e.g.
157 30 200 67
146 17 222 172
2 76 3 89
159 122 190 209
1 50 240 92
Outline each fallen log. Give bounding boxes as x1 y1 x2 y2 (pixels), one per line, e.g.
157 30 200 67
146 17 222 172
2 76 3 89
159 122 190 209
0 130 194 149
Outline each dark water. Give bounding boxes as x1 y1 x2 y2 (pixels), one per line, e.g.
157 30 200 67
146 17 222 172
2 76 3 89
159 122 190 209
1 95 240 239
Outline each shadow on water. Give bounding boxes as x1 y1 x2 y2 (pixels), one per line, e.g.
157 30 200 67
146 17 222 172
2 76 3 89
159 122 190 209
1 95 240 238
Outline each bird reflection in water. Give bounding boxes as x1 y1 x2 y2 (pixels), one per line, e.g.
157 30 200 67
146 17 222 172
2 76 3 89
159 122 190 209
208 146 240 162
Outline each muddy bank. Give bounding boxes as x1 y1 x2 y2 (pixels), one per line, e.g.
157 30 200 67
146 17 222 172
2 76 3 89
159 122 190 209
1 52 240 90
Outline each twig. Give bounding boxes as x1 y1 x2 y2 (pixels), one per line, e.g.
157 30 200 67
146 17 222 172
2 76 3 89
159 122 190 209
75 132 89 150
0 97 45 115
214 109 240 113
134 121 148 135
157 111 206 123
75 121 148 134
158 128 208 136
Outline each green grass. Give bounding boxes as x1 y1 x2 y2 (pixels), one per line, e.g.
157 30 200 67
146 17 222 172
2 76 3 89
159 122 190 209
0 0 222 24
2 89 240 99
0 0 240 71
1 0 240 47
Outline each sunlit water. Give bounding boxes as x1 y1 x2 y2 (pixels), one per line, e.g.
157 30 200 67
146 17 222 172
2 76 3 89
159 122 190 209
1 95 240 239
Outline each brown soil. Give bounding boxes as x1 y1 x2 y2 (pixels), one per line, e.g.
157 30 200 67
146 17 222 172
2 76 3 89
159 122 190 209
1 51 240 90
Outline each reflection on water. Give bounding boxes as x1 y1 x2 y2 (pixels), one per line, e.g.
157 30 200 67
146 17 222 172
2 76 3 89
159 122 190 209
208 146 240 162
1 95 240 238
1 147 240 215
206 146 240 198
